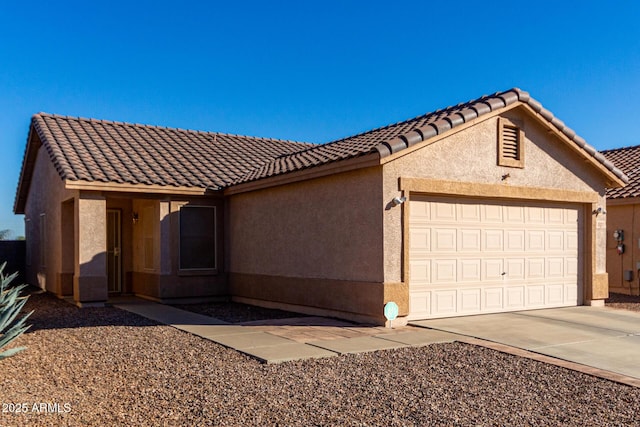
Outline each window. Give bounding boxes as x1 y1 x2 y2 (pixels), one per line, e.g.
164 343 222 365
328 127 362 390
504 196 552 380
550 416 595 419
179 206 216 270
497 117 524 168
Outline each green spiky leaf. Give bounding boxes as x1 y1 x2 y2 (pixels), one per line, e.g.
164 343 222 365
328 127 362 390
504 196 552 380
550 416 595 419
0 262 32 360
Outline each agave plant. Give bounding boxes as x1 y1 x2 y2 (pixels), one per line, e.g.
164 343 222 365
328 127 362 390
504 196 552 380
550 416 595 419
0 262 32 360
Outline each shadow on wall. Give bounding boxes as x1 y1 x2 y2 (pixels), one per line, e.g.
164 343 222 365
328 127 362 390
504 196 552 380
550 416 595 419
0 240 26 284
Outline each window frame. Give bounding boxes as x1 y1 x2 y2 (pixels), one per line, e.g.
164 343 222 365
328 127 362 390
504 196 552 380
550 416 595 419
178 205 218 274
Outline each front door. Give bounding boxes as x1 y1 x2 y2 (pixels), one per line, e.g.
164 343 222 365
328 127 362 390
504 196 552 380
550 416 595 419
107 209 122 293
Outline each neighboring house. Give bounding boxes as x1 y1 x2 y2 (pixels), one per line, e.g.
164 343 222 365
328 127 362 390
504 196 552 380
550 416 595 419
14 88 628 325
602 145 640 295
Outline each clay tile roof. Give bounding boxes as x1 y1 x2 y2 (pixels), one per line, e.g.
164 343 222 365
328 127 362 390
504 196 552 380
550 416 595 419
15 88 628 213
237 88 628 185
602 145 640 199
29 113 311 186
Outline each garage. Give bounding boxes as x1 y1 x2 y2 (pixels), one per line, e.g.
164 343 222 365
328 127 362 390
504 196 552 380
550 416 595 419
408 196 582 320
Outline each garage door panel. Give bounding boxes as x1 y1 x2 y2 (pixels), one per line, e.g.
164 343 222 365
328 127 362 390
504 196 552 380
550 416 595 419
566 209 578 223
482 204 503 222
546 258 564 277
432 260 456 283
410 291 431 317
459 229 481 251
432 290 457 315
566 257 578 277
458 289 481 313
483 230 504 251
505 286 525 308
505 230 525 251
565 283 578 303
457 204 481 222
431 202 456 222
526 230 545 251
409 200 430 221
547 231 564 251
526 258 545 279
409 226 431 251
547 284 564 305
483 259 504 280
505 206 524 223
409 260 431 284
566 231 578 251
458 259 481 282
526 206 545 223
505 258 525 279
409 197 581 320
527 285 545 306
483 288 504 310
546 208 565 224
432 229 456 251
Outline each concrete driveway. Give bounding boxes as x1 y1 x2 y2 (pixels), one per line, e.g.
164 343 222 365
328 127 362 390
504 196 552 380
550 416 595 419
411 306 640 380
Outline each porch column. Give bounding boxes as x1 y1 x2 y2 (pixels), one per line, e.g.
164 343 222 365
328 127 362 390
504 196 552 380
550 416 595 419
73 193 108 307
587 195 609 306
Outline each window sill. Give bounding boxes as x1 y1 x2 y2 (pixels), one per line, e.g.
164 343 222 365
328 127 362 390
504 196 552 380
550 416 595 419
178 269 219 277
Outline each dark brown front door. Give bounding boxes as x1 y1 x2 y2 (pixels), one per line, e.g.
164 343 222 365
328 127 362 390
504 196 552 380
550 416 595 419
107 209 122 293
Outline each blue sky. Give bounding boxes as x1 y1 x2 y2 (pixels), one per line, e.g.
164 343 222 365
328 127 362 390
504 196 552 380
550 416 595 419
1 1 639 236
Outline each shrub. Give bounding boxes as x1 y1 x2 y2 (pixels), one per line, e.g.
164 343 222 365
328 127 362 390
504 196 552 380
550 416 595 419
0 262 32 360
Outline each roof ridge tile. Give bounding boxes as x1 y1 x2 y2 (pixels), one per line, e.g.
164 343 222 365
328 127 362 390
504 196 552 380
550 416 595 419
33 112 312 145
234 88 628 186
22 89 628 202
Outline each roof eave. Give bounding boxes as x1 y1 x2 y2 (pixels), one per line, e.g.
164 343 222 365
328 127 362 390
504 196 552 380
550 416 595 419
13 120 39 214
64 180 215 196
518 103 628 189
225 152 380 196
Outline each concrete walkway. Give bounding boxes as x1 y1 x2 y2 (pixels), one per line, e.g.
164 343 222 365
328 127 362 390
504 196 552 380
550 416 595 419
412 306 640 381
114 299 640 386
114 299 458 364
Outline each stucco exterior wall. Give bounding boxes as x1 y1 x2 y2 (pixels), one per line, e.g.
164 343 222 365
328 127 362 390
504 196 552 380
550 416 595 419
74 193 107 304
23 146 76 293
228 167 386 322
131 197 227 301
382 107 610 300
229 167 384 281
606 200 640 295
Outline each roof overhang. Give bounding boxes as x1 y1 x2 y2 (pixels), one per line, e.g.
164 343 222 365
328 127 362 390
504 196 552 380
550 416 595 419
64 180 213 196
225 152 380 196
606 196 640 206
13 122 40 214
376 100 627 190
518 103 627 189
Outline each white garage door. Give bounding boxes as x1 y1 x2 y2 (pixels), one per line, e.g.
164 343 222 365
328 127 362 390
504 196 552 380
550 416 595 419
408 196 582 320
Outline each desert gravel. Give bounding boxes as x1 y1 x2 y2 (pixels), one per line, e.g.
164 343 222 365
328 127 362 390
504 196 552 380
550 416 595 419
171 301 308 324
2 293 640 426
606 292 640 312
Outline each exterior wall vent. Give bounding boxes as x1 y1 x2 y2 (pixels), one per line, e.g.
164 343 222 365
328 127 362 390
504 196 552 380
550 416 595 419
498 117 524 168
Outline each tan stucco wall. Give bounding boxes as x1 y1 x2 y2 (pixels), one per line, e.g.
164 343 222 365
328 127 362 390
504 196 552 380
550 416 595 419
228 167 386 322
23 146 77 294
229 167 384 281
606 200 640 295
131 197 227 300
74 194 108 303
382 107 610 302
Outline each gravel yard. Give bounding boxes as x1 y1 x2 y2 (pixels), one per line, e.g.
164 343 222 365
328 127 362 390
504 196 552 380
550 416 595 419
2 293 640 426
606 292 640 312
171 301 309 324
